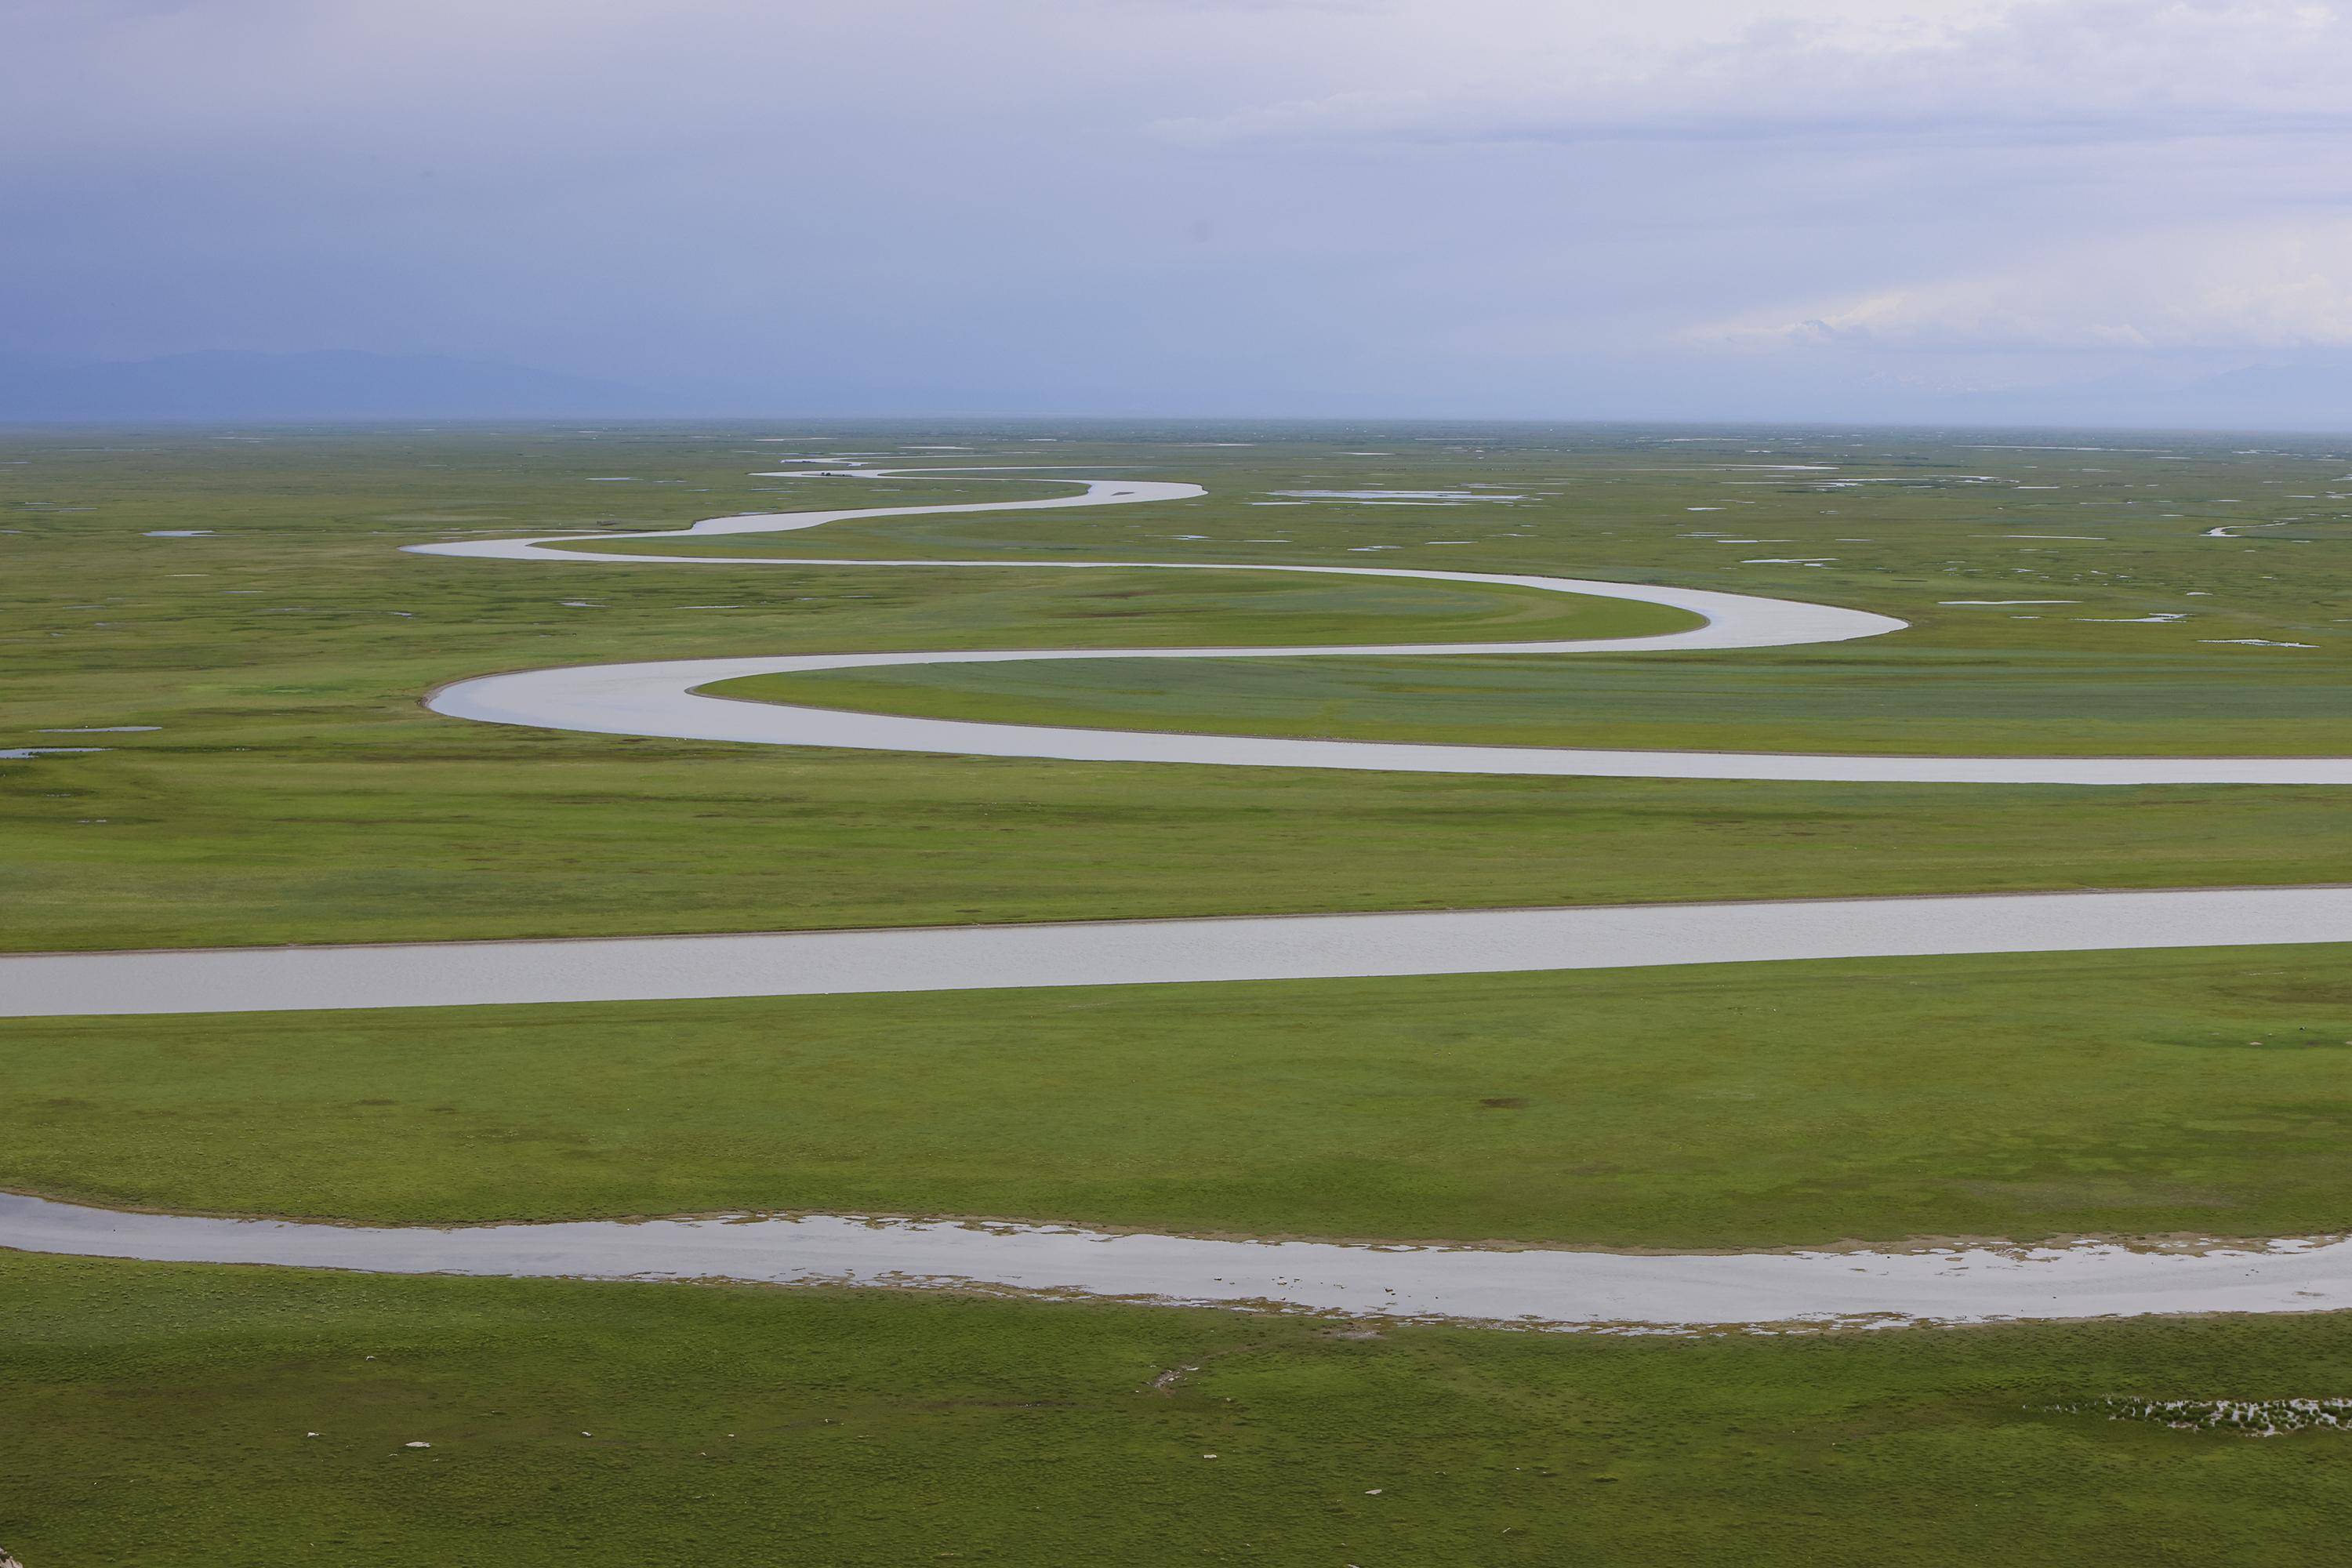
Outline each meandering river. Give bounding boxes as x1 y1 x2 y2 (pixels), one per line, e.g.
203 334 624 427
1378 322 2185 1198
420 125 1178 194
9 466 2350 1329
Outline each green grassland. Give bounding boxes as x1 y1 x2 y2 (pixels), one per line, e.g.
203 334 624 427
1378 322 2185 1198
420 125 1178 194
10 422 2352 1562
20 741 2352 953
708 450 2352 757
9 944 2352 1249
9 1250 2352 1566
6 424 2352 952
717 639 2352 757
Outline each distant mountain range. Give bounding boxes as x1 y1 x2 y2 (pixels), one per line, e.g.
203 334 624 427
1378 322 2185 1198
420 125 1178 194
0 350 655 420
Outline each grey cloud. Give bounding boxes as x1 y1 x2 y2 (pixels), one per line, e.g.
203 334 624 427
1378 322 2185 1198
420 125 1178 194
2 0 2350 425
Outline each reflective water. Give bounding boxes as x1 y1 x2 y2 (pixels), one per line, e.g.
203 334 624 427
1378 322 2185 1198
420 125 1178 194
6 1193 2347 1330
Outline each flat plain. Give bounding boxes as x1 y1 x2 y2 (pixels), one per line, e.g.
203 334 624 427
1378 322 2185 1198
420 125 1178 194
7 420 2352 1563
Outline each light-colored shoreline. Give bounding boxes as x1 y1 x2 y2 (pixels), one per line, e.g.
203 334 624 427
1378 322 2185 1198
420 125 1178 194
10 1192 2352 1331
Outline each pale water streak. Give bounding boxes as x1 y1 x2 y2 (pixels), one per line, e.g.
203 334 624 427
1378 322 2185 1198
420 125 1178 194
8 886 2352 1018
7 1193 2350 1330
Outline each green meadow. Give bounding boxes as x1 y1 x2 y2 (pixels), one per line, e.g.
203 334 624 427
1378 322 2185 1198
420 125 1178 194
719 638 2352 757
8 421 2352 1559
711 452 2352 757
8 944 2352 1249
7 426 2352 951
9 1251 2352 1566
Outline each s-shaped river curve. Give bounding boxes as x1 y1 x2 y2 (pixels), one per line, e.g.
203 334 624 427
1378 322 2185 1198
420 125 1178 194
415 468 2348 784
11 465 2352 1331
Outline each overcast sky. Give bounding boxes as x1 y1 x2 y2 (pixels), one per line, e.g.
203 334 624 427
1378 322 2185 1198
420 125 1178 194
6 0 2352 420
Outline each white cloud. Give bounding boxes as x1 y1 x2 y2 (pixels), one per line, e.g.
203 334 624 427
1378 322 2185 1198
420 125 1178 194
1690 219 2352 350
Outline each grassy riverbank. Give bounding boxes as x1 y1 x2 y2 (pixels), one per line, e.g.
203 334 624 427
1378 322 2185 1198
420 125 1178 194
710 434 2352 757
717 637 2352 757
10 943 2352 1248
7 1250 2352 1566
20 740 2352 952
9 424 2352 953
